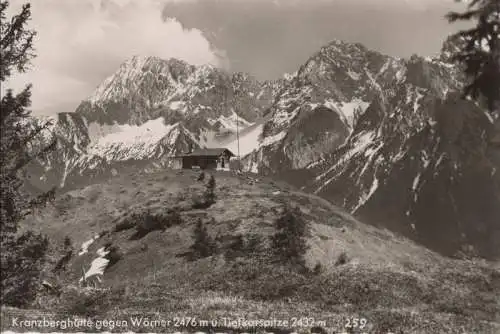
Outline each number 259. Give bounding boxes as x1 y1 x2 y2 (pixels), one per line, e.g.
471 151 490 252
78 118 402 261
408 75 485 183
345 318 367 329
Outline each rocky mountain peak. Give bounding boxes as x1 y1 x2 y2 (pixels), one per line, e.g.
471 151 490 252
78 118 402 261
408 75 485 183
28 55 283 192
25 38 500 260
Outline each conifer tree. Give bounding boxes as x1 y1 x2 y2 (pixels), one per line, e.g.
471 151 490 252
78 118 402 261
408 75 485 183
203 174 216 205
1 1 56 306
446 0 500 115
189 219 216 259
270 206 309 267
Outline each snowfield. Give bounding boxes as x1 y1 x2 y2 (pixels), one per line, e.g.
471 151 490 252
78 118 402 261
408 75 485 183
224 124 263 157
79 247 110 283
78 234 100 256
88 118 178 150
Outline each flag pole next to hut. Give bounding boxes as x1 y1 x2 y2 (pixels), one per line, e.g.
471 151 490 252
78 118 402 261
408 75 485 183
236 107 241 172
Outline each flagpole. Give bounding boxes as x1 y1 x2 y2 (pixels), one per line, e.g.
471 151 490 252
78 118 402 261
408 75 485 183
236 106 241 172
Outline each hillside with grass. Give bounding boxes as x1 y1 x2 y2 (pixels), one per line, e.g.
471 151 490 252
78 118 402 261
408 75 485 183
2 169 499 333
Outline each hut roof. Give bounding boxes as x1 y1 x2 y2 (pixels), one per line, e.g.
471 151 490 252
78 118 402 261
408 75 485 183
183 148 235 157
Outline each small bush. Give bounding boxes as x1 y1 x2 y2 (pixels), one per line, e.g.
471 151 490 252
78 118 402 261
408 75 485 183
114 219 136 232
54 250 73 273
190 175 217 209
1 231 50 307
335 251 349 266
191 195 212 209
61 286 122 317
54 236 75 273
204 175 216 204
245 233 264 254
129 210 184 240
270 206 309 268
311 326 328 334
225 234 245 261
167 210 183 226
313 262 323 275
188 219 217 260
63 236 73 249
104 245 123 267
131 212 166 239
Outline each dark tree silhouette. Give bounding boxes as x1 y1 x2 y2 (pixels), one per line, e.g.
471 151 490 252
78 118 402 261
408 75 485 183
189 219 216 260
1 1 56 306
446 0 500 115
203 174 216 205
270 206 309 268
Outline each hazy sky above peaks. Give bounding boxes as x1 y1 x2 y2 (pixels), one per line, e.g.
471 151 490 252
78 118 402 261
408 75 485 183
2 0 468 116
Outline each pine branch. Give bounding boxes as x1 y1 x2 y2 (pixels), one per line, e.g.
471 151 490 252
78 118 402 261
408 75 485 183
11 137 57 174
0 3 36 81
447 10 482 22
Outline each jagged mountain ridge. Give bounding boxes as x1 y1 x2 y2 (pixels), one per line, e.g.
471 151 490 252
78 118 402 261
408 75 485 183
299 43 500 259
243 39 471 173
242 40 408 173
25 37 500 259
236 36 499 258
26 56 286 191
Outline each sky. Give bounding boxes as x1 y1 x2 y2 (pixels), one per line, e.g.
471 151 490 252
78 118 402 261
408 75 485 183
2 0 468 116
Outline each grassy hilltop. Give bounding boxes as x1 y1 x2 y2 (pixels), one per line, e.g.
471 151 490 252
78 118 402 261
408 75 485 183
2 169 499 333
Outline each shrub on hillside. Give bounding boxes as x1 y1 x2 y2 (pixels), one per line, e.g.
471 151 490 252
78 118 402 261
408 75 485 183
54 236 74 273
335 251 349 266
313 262 323 275
191 176 217 209
204 175 216 204
128 210 184 240
1 231 49 306
61 286 120 317
104 245 123 267
114 218 136 232
224 233 267 261
245 233 264 254
169 210 183 226
191 195 206 209
223 261 309 301
54 250 73 273
188 219 217 260
224 234 246 261
63 236 73 249
270 206 309 268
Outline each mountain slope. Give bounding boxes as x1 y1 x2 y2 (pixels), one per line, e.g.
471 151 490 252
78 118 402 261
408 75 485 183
11 169 500 333
26 57 284 191
219 37 499 259
303 49 500 259
241 40 407 174
24 37 500 260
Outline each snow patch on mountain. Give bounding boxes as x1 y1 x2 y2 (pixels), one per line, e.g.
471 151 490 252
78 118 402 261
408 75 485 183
347 69 361 81
348 131 377 158
88 118 176 151
79 247 110 283
353 176 379 213
78 234 100 256
168 101 186 111
224 124 263 157
209 110 252 133
261 131 287 147
323 99 370 128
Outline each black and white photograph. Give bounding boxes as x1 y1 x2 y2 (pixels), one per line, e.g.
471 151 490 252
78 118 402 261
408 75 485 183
1 0 499 333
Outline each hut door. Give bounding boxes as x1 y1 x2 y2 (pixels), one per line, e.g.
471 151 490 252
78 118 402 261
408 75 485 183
220 157 225 168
